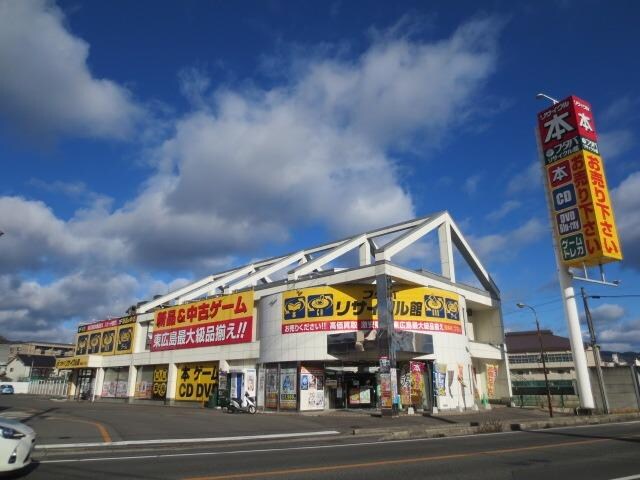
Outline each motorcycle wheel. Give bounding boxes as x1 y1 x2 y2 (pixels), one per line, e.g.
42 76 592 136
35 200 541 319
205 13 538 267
248 405 256 414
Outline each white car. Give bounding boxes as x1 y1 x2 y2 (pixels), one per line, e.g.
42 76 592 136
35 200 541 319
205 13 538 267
0 418 36 473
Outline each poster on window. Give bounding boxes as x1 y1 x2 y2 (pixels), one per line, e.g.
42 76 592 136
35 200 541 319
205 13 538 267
299 366 324 411
266 368 278 409
435 363 447 396
280 368 297 410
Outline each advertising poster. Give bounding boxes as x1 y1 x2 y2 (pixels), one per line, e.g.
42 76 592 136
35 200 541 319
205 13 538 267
380 373 392 408
88 332 102 354
152 366 168 400
151 292 253 352
245 369 257 398
390 368 399 405
282 284 461 335
400 367 412 406
280 368 297 410
348 388 360 405
486 364 499 398
410 361 426 406
116 325 134 354
435 363 447 396
299 366 325 410
100 329 116 355
76 316 137 356
266 368 278 409
175 362 218 402
75 334 89 355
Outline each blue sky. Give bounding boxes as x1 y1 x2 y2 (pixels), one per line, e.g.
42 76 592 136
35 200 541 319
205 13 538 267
1 0 639 351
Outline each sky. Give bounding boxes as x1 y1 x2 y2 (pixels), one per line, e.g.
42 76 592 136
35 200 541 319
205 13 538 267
1 0 639 352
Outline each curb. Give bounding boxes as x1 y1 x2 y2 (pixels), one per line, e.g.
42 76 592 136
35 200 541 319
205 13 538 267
352 412 640 440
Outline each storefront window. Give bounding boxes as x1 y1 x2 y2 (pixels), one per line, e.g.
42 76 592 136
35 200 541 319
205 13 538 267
134 366 154 399
299 366 324 411
279 367 297 410
101 367 129 398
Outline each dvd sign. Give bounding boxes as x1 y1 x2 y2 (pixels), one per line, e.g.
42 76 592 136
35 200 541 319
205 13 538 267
556 208 581 235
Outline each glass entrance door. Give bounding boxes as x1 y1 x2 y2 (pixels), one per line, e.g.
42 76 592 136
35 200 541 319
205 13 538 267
76 369 95 400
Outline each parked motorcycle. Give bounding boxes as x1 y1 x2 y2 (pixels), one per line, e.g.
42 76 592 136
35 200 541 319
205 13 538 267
227 392 257 414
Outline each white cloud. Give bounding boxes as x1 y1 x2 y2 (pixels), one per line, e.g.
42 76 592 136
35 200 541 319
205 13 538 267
507 162 541 195
463 174 482 195
486 200 521 221
611 171 640 270
598 317 640 351
598 130 635 159
0 0 143 140
468 218 547 263
0 16 504 339
588 303 625 323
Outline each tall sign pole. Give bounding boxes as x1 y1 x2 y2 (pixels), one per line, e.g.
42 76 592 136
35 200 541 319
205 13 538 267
535 94 623 411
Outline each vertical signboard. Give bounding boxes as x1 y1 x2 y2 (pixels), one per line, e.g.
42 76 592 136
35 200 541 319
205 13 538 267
537 95 622 267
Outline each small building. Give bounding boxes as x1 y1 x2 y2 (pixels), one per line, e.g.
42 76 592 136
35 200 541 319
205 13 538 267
59 213 511 413
5 354 57 381
8 341 75 359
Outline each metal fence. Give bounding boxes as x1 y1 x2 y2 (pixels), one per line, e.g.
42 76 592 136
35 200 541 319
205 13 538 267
28 378 69 397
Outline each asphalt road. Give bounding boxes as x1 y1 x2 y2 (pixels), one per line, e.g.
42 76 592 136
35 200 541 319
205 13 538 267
0 395 560 445
14 421 640 480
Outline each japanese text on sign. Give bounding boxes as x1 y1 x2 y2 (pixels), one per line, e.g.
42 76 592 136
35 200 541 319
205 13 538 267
75 315 136 356
537 95 622 267
282 284 461 334
151 292 254 352
175 362 218 402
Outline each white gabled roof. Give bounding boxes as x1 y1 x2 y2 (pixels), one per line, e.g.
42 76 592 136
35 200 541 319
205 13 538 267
137 212 499 313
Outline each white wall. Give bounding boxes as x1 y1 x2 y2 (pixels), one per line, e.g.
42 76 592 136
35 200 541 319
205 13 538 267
1 382 29 393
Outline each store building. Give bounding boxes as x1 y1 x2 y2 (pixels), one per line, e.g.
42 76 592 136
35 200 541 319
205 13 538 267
59 213 511 412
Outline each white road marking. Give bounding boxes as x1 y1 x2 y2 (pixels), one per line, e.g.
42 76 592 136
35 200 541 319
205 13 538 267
36 420 640 465
607 475 640 480
531 420 640 432
36 430 340 450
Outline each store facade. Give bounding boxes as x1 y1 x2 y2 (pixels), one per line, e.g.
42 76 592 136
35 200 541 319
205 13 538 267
59 213 512 413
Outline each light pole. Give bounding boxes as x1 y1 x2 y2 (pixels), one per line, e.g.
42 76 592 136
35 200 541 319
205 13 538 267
517 303 554 417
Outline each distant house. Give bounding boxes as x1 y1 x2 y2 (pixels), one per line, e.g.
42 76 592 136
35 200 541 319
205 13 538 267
506 330 577 396
5 354 57 381
8 341 74 358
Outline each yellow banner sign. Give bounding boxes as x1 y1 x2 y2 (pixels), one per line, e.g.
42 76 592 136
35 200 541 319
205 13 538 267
546 151 622 267
175 362 218 401
55 356 89 369
154 291 254 332
282 284 461 334
75 316 136 356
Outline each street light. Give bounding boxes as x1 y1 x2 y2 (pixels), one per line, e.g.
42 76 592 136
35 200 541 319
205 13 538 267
516 303 554 417
535 92 559 104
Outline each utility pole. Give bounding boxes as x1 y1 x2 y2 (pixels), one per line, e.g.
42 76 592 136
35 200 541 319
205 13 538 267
581 288 610 414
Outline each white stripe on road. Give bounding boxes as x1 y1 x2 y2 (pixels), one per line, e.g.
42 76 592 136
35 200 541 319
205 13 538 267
607 475 640 480
35 430 340 450
36 420 640 465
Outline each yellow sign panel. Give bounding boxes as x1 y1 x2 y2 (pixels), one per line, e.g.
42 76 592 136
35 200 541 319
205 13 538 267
546 151 622 267
55 356 89 369
154 291 254 332
75 316 137 356
175 362 218 402
282 284 461 334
